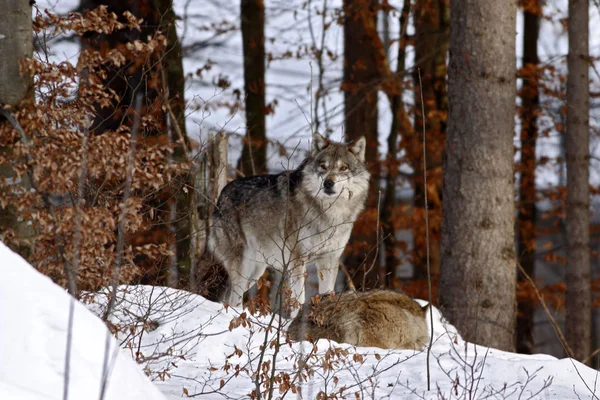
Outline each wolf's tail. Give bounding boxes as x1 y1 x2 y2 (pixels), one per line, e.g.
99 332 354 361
194 251 231 303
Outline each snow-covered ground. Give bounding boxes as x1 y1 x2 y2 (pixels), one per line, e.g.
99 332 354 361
2 242 600 399
0 242 166 400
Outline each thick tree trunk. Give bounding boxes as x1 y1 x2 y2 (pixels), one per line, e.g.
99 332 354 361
342 0 380 291
238 0 267 177
516 1 540 355
410 0 448 280
565 0 591 363
0 0 34 259
438 0 517 351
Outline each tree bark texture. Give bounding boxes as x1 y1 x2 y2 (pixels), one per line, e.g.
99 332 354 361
438 0 517 352
342 0 380 290
157 0 192 283
410 0 449 280
516 1 540 355
0 0 32 107
238 0 267 177
565 0 591 363
0 0 34 259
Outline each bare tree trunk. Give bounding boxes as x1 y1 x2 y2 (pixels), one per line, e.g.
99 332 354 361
438 0 517 351
516 1 540 355
157 0 192 286
238 0 267 177
565 0 591 363
381 0 411 288
342 0 380 291
410 0 448 280
0 0 31 107
0 0 34 259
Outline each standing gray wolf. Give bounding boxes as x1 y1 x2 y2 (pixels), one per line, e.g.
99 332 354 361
205 133 369 313
287 290 429 350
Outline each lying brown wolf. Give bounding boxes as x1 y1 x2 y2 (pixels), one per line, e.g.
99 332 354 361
287 290 428 350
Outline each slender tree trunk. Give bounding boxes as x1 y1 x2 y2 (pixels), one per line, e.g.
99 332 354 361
565 0 591 363
238 0 267 177
342 0 380 291
516 1 540 355
438 0 517 351
410 0 449 280
381 0 411 288
0 0 34 259
157 0 192 285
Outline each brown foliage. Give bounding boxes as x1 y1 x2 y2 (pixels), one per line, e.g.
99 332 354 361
0 7 190 293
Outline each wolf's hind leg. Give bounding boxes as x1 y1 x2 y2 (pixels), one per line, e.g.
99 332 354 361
223 253 250 307
227 252 268 308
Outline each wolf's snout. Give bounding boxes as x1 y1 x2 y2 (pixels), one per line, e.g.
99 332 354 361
324 178 335 190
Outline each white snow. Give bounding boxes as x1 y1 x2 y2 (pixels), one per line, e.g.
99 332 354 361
0 239 584 399
1 241 600 399
84 284 600 399
0 242 166 400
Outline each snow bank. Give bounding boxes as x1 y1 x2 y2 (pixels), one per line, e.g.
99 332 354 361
2 239 599 399
85 286 600 399
0 242 166 400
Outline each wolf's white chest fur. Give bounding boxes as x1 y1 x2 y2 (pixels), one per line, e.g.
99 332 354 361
295 195 360 263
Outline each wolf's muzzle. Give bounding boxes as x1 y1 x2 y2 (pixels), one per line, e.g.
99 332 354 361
324 178 335 190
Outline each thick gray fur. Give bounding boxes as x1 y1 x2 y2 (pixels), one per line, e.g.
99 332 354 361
208 133 370 314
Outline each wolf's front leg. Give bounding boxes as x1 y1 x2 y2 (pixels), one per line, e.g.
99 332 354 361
286 262 306 319
316 257 339 295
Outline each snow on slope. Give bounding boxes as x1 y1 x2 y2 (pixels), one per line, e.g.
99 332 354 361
83 286 600 399
0 242 166 400
1 241 600 399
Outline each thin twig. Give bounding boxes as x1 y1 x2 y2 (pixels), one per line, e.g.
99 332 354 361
70 128 90 297
102 93 142 321
62 297 75 400
517 261 574 358
363 190 382 290
582 347 600 366
338 262 357 291
418 67 434 392
160 62 190 157
99 94 142 400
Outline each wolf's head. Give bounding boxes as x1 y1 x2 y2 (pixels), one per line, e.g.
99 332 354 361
301 133 370 204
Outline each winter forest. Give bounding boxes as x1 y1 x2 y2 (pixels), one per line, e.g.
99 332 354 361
1 0 600 398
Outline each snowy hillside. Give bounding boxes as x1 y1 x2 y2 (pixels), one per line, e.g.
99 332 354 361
86 286 600 399
0 242 166 400
2 242 599 399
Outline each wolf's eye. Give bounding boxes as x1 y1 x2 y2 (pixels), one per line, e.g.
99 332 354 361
340 165 348 172
320 163 327 170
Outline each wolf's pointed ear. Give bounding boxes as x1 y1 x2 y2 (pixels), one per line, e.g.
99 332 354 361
312 132 328 154
349 136 366 162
